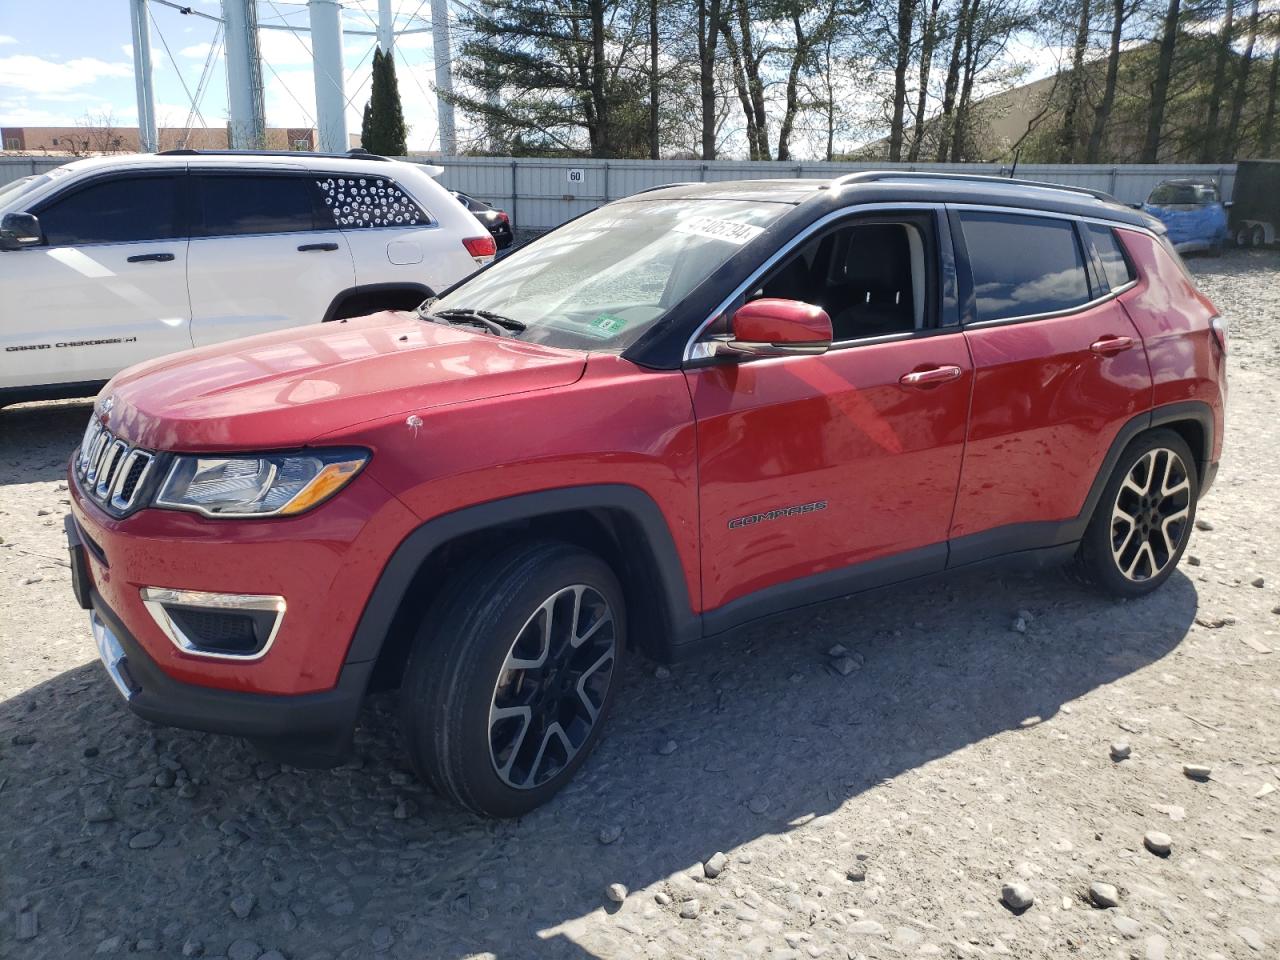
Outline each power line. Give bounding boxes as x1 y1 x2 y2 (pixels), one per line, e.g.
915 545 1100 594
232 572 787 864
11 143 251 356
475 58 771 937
148 4 210 130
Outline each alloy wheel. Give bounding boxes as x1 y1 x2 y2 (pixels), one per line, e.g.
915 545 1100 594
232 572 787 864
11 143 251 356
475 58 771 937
1110 447 1192 582
488 584 617 789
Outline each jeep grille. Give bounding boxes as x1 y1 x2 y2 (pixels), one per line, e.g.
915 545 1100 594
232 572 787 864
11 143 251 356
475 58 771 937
76 417 156 514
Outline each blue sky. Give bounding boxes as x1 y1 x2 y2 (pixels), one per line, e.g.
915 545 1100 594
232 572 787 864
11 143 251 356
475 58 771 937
0 0 448 149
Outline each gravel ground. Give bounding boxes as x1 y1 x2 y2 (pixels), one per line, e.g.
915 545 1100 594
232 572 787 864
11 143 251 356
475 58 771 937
2 249 1278 960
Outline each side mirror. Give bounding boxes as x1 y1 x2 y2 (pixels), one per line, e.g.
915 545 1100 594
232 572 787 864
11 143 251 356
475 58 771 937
0 212 41 251
727 298 832 358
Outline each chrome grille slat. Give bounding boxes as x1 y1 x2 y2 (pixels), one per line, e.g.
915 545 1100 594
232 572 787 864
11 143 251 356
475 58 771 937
76 417 156 515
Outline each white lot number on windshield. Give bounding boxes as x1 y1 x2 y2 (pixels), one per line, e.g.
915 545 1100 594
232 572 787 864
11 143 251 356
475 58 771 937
673 216 766 246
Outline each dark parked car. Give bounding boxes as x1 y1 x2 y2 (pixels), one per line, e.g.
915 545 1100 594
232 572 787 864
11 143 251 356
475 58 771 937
451 191 513 250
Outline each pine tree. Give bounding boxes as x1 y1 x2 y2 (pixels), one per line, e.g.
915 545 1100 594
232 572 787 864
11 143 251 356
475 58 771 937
362 47 408 156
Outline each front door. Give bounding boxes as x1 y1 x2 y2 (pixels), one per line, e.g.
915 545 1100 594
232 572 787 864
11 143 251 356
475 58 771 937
0 172 193 390
686 212 972 630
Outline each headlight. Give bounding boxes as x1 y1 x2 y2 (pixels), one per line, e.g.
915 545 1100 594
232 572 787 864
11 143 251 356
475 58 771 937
155 450 368 518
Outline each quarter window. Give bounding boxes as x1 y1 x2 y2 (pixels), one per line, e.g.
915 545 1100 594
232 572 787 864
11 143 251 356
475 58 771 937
959 212 1091 322
1087 223 1136 289
197 175 318 236
37 176 182 245
316 176 427 228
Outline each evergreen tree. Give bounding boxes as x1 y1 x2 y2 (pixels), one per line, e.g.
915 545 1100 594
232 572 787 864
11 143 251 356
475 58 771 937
362 47 409 156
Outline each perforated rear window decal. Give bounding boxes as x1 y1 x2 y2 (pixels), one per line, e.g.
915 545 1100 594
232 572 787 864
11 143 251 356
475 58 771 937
317 177 426 228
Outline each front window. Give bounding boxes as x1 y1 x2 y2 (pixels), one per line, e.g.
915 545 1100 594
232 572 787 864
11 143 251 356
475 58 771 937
427 198 789 351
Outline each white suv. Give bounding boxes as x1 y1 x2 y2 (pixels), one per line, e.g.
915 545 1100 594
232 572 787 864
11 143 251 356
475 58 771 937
0 150 494 405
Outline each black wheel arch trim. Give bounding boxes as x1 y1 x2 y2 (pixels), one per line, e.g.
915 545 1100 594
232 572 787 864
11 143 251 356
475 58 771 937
342 484 700 667
321 282 435 323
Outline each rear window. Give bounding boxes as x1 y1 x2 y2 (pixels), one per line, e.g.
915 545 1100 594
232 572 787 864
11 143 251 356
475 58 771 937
1148 183 1217 205
197 174 318 236
1087 224 1136 289
959 212 1091 321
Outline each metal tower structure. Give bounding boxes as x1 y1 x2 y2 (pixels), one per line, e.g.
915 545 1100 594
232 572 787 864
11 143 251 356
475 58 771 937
129 0 158 152
222 0 266 148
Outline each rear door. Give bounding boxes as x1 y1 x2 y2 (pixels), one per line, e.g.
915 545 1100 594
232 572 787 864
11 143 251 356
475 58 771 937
0 171 193 390
948 209 1153 561
186 171 354 346
686 208 972 626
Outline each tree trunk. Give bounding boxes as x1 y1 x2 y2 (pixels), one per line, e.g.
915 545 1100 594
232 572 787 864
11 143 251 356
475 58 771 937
1261 43 1280 156
1141 0 1181 162
698 0 722 159
777 12 808 161
908 0 942 162
935 0 971 162
888 0 917 161
1201 0 1235 163
1086 0 1126 162
589 0 608 156
649 0 659 159
720 18 761 158
1059 0 1093 163
1224 0 1260 159
736 0 770 161
951 0 980 161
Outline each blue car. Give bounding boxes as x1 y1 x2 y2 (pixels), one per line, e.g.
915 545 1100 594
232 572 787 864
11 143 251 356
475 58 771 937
1141 179 1229 256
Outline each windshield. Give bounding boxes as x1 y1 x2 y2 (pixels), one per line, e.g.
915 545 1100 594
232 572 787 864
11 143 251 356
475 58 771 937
1148 183 1217 205
0 174 52 211
427 197 790 351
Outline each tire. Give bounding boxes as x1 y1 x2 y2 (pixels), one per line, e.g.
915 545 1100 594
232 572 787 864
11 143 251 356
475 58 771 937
1250 224 1266 248
1074 429 1199 598
399 540 625 818
1235 225 1252 248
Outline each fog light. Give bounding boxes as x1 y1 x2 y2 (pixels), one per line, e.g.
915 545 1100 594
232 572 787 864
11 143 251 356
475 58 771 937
140 588 285 661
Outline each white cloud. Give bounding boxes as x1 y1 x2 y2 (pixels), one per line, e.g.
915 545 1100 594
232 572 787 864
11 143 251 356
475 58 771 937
0 35 17 46
0 55 134 95
180 42 214 59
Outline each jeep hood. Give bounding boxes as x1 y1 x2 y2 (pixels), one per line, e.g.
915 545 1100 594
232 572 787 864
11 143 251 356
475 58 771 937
103 311 588 451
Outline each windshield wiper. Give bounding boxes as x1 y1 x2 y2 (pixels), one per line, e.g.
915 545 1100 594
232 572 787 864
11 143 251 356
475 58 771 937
418 304 526 337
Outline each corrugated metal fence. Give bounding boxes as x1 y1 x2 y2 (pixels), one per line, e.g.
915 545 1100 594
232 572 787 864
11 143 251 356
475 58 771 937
0 155 1236 230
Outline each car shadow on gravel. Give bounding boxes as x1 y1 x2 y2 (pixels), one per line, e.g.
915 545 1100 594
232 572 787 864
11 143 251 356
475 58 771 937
0 547 1200 958
0 399 94 485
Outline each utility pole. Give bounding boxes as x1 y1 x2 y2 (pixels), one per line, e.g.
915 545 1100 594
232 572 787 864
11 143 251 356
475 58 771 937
129 0 158 152
221 0 265 148
378 0 395 54
430 0 456 154
309 0 349 153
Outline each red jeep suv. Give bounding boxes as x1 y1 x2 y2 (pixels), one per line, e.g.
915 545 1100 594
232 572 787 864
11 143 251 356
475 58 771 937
66 172 1226 818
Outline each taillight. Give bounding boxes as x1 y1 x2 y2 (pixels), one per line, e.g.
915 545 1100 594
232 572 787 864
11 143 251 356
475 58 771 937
462 235 497 261
1210 315 1228 355
497 210 510 225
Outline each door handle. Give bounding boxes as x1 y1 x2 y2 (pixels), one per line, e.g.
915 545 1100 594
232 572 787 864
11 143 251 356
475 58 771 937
899 365 963 388
1090 335 1134 355
297 242 339 252
126 252 175 263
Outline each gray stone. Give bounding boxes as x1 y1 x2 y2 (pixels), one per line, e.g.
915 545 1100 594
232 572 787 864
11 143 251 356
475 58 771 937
370 926 394 950
1110 741 1132 761
11 733 35 746
1113 916 1142 938
1187 554 1202 566
703 851 729 878
95 935 125 954
657 739 678 755
1183 763 1212 781
181 939 204 957
747 794 770 814
653 665 671 679
1250 575 1265 588
1011 616 1028 634
606 883 628 903
831 656 860 676
848 920 885 936
393 797 416 819
260 953 287 960
230 893 256 919
227 940 263 960
679 898 701 919
135 938 159 952
1144 830 1172 857
654 891 672 905
846 864 867 882
827 643 849 657
1001 883 1033 911
177 781 198 799
1089 882 1120 908
15 908 37 941
154 769 176 788
128 830 163 849
1145 935 1169 960
1195 518 1214 531
599 824 622 845
84 799 114 823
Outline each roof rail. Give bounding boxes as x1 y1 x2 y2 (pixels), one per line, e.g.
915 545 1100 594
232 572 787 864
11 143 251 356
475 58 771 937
156 148 391 162
829 170 1118 203
627 181 699 196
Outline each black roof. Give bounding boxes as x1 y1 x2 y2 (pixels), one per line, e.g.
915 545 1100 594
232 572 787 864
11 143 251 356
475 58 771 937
626 171 1159 230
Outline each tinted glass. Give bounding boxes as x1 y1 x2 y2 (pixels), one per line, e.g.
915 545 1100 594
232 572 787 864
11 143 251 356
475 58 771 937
960 212 1090 321
1148 183 1217 205
315 175 427 228
38 176 181 245
1088 224 1135 290
198 175 317 236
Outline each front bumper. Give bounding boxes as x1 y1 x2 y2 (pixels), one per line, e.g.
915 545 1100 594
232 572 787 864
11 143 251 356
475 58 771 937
65 512 376 766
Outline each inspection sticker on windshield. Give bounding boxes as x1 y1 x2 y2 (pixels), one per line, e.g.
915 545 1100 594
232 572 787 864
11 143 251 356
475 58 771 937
587 314 628 338
673 216 765 245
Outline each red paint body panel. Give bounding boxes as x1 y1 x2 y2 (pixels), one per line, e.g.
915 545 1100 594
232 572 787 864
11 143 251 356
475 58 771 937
69 467 419 694
951 299 1153 538
686 335 972 609
102 310 587 452
1115 229 1226 462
